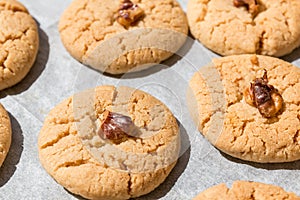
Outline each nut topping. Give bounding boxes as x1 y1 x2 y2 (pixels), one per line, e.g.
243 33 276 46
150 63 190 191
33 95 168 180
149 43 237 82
233 0 258 15
244 70 283 118
117 0 144 28
98 110 138 143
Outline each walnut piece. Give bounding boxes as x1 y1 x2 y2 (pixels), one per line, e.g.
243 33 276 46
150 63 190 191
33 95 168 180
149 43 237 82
244 70 283 118
233 0 259 15
98 110 137 144
116 0 144 28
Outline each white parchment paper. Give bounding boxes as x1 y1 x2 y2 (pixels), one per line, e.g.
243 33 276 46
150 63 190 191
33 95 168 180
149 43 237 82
0 0 299 199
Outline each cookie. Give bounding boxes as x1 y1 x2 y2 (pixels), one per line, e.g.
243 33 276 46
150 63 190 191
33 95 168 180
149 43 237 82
194 181 300 200
38 85 180 199
59 0 188 74
0 0 39 90
187 0 300 57
188 54 300 163
0 103 11 167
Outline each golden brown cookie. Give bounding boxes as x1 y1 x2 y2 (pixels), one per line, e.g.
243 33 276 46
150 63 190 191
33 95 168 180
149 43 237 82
59 0 188 74
0 103 11 167
187 0 300 57
194 181 300 200
0 0 39 90
188 54 300 163
38 85 180 199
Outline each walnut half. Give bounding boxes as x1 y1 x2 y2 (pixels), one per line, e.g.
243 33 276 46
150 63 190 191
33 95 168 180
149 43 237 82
244 70 283 118
98 110 139 144
116 0 144 28
233 0 259 15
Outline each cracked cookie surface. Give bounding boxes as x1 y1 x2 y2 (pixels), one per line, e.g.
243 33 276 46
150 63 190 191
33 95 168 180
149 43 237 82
194 181 300 200
38 85 180 199
0 0 39 90
0 103 11 167
187 0 300 57
59 0 188 74
189 55 300 163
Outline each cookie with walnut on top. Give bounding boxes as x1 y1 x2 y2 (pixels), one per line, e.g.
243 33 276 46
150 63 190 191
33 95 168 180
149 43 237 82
188 54 300 163
59 0 188 74
187 0 300 56
38 85 181 199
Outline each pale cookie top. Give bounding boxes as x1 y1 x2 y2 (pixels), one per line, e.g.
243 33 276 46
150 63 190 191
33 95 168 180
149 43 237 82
59 0 188 74
0 0 39 90
38 85 180 199
187 0 300 57
189 55 300 163
194 181 300 200
0 103 11 167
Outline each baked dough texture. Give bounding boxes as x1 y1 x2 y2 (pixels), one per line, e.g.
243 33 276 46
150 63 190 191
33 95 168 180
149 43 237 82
189 55 300 163
0 0 39 90
194 181 300 200
0 103 11 167
187 0 300 57
59 0 188 74
38 85 180 199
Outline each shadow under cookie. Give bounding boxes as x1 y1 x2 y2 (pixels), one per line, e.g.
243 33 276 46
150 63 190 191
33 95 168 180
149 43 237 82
221 151 300 171
282 47 300 63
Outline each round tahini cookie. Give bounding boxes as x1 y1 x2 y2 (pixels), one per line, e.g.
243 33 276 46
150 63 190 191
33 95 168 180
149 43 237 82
38 85 180 199
194 181 300 200
0 0 39 90
59 0 188 74
187 0 300 57
0 103 11 167
188 54 300 163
